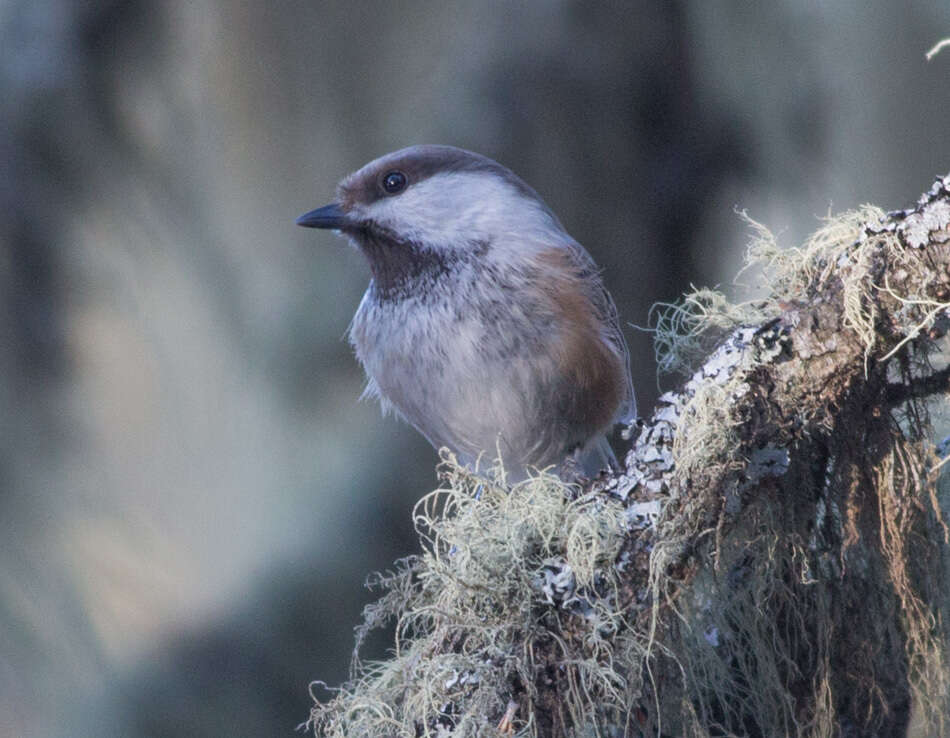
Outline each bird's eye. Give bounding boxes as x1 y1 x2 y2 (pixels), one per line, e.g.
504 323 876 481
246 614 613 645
382 170 408 194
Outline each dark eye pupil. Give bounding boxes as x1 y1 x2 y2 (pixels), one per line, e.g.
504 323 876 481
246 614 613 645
383 171 407 193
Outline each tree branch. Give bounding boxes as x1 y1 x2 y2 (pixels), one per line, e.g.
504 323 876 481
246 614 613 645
305 175 950 738
886 364 950 405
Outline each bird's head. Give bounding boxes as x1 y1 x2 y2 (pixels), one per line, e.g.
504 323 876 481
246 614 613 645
296 145 565 265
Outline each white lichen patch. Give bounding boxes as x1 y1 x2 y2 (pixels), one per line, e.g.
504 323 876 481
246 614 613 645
667 322 789 488
617 324 782 501
536 557 576 606
871 175 950 248
626 500 661 529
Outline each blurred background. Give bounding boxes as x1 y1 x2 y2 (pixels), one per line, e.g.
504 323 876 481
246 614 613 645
1 1 948 735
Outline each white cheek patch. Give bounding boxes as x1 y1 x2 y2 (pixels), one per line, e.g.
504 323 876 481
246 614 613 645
363 172 557 252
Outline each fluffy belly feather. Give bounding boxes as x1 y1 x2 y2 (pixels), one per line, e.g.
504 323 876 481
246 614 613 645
350 284 618 471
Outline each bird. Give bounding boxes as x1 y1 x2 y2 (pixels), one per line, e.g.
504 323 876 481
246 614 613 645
297 145 635 480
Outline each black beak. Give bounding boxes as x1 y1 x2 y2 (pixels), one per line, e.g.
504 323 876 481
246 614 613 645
296 202 348 229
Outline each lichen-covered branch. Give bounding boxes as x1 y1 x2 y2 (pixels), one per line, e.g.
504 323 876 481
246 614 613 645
603 176 950 736
304 176 950 738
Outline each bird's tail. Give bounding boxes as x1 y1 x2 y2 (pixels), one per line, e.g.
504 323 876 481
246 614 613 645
575 434 621 478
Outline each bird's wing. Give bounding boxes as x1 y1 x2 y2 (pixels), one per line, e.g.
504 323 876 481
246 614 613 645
561 240 637 425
